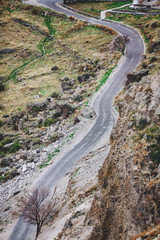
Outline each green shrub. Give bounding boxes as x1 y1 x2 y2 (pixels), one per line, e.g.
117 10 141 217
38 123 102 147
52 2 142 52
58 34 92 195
32 105 41 113
44 118 56 127
9 141 21 153
50 91 60 98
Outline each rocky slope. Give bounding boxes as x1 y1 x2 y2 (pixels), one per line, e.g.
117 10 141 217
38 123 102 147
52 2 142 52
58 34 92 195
88 71 160 240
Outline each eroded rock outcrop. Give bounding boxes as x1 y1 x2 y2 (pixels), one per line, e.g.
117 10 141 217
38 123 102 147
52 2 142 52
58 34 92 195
88 72 160 240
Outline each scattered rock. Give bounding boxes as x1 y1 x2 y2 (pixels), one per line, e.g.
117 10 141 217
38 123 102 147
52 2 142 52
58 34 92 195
78 73 95 83
61 77 76 91
55 102 76 118
0 48 17 54
27 101 48 115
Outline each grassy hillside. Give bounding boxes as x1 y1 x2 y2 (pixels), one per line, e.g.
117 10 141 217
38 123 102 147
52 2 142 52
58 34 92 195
0 3 118 115
0 0 119 182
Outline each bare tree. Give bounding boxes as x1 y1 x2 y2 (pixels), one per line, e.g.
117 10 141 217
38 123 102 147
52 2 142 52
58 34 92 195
18 187 56 239
110 35 130 55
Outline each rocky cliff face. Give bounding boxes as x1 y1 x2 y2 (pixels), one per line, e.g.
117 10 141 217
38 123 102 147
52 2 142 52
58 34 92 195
88 72 160 240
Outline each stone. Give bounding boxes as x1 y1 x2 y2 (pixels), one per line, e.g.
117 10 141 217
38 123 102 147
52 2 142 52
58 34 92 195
148 41 160 53
48 132 64 143
77 73 95 83
0 133 3 141
10 169 19 178
0 157 13 167
150 21 159 28
148 63 155 69
37 117 43 125
61 77 76 91
3 114 9 118
20 152 28 160
17 77 26 82
155 106 160 116
22 164 27 172
126 69 149 85
27 101 48 115
46 97 52 102
0 81 5 91
64 219 73 229
81 107 96 119
55 102 76 118
74 116 80 125
13 190 21 196
51 66 59 71
33 51 42 57
3 142 14 152
0 48 17 54
73 95 83 102
0 104 4 110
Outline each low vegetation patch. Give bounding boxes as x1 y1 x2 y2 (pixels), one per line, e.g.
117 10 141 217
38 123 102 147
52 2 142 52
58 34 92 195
95 65 117 91
67 1 132 17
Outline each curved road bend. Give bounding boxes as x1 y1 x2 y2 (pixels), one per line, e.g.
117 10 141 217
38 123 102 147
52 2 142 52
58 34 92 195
9 1 144 239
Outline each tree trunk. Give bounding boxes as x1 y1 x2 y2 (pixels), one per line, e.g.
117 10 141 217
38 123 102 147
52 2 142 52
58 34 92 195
36 224 40 239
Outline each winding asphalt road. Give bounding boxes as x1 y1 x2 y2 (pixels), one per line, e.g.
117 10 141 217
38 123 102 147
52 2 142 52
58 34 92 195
9 1 144 239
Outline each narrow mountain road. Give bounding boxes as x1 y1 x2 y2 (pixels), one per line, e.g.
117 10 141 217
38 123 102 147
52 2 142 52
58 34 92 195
9 1 144 239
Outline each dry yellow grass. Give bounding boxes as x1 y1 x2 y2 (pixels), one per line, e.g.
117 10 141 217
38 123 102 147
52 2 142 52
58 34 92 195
0 3 118 116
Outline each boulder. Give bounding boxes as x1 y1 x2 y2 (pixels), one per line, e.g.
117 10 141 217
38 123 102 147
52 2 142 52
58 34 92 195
150 21 159 28
81 107 96 119
55 102 76 118
61 77 75 91
148 41 160 53
126 69 149 85
0 157 13 167
51 66 59 71
0 48 17 54
27 100 48 115
77 73 95 83
10 169 19 178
